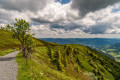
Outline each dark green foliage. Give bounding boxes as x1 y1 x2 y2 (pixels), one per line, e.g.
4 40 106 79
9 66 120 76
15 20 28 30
66 46 72 56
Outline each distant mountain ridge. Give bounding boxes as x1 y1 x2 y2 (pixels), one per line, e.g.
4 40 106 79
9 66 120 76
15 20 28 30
40 38 120 48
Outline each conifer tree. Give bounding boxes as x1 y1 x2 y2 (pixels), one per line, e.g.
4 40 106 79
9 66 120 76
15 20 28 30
55 50 64 71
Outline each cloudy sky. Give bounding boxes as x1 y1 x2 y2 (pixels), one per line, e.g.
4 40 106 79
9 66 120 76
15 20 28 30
0 0 120 38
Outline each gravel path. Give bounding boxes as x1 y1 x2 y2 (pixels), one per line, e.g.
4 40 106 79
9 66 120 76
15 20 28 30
0 51 20 80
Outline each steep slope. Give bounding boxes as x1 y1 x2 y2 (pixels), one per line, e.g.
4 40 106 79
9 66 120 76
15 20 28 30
48 44 120 80
17 43 120 80
16 45 91 80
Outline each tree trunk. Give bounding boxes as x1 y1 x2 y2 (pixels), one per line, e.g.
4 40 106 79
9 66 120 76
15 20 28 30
22 43 26 57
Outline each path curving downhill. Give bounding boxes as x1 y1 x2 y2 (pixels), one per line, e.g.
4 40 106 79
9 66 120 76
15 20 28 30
0 51 20 80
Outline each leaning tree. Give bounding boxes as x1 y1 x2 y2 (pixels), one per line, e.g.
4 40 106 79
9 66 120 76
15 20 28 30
11 18 34 58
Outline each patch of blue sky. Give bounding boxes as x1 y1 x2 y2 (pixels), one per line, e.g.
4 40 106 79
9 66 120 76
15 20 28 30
57 0 71 4
112 6 120 12
112 9 120 12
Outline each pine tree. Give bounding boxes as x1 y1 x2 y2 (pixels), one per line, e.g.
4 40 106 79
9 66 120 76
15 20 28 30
52 50 64 71
49 49 54 59
64 44 67 49
63 53 68 67
56 50 64 71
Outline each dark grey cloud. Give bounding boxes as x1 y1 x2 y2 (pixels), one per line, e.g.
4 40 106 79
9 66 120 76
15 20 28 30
0 0 49 12
49 22 117 34
50 23 82 31
83 23 113 34
71 0 120 17
31 18 51 24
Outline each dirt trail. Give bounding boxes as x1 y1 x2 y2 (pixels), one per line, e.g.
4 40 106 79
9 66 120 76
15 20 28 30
0 51 20 80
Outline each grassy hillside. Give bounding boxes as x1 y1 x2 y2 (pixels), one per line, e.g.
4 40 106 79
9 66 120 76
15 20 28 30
16 46 91 80
1 29 120 80
49 44 120 80
0 29 20 56
0 29 49 56
17 44 120 80
0 29 20 50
